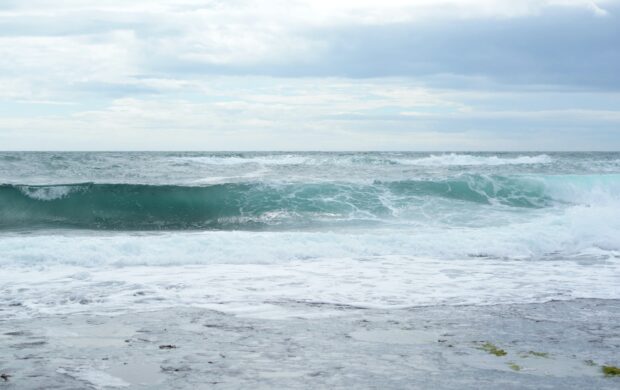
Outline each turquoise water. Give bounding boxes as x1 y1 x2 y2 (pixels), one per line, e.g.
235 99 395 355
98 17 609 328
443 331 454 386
0 177 555 230
1 152 619 233
0 152 619 257
1 152 619 316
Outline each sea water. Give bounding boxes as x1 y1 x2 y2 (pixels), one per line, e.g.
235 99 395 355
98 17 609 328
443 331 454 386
1 152 619 319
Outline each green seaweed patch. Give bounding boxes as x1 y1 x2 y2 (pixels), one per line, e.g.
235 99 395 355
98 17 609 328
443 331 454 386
602 365 620 377
508 362 521 372
478 342 507 357
527 351 549 358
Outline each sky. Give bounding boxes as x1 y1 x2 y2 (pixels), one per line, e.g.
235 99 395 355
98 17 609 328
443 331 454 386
0 0 619 151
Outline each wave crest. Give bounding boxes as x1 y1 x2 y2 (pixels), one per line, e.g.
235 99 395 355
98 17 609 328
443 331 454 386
396 153 553 166
175 153 553 167
1 174 618 231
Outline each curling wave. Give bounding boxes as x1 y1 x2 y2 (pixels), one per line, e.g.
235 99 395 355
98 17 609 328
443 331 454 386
1 173 618 230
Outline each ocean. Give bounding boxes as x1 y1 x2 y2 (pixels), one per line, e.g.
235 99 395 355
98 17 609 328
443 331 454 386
2 152 620 388
1 151 619 319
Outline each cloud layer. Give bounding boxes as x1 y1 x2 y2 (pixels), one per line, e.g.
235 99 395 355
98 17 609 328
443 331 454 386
0 0 618 150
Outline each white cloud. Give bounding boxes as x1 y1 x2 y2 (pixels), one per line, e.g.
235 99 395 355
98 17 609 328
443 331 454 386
0 0 614 80
2 75 619 150
0 0 618 150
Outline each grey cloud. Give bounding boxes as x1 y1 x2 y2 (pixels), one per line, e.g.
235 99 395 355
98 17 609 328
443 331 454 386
149 6 620 90
3 3 617 92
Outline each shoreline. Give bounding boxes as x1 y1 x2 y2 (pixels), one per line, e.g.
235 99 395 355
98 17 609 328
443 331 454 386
1 299 619 389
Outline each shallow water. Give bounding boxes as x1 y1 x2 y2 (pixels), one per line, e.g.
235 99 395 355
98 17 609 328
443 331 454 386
1 300 618 389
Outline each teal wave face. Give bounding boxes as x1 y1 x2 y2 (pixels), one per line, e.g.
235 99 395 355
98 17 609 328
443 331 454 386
0 174 575 231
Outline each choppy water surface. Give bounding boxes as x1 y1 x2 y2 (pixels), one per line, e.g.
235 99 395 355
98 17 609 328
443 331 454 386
0 152 619 317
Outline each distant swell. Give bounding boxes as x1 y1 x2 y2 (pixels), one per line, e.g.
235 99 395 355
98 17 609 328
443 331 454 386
0 174 617 230
178 153 553 166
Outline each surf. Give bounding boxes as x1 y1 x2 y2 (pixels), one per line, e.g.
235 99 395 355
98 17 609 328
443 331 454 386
1 173 618 231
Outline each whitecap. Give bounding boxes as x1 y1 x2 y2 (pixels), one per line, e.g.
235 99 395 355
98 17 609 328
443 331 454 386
395 153 553 166
17 185 82 201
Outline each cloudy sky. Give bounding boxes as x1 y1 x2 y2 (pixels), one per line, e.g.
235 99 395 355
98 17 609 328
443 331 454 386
1 0 619 150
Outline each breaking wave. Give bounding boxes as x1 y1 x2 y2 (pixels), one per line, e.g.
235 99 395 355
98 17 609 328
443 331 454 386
177 153 553 167
1 173 618 230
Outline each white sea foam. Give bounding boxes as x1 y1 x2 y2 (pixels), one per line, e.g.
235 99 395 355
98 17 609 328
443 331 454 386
174 154 553 167
1 191 619 318
0 195 618 266
190 167 271 184
176 155 310 166
541 173 620 205
177 153 553 167
2 254 619 320
396 153 553 166
17 185 81 201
